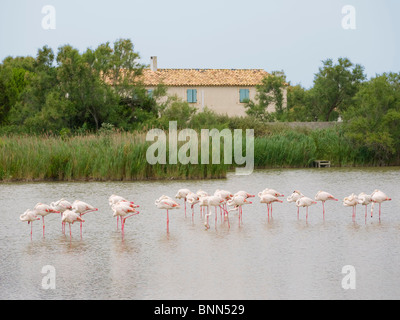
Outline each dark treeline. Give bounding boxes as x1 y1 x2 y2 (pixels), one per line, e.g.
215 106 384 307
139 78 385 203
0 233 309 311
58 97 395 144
1 38 400 166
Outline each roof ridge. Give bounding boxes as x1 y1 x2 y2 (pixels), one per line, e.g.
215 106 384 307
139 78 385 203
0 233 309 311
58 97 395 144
146 68 267 71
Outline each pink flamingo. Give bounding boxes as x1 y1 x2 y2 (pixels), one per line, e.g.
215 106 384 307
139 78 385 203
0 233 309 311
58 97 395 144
72 200 98 237
358 192 372 222
343 194 359 222
227 195 252 227
234 191 256 199
111 202 140 238
186 192 200 221
34 203 60 237
20 209 41 239
175 189 191 217
314 191 338 219
200 196 225 229
287 190 304 219
50 199 72 233
108 195 137 229
156 196 181 232
259 193 283 221
196 190 209 217
214 189 234 222
371 189 392 221
62 210 85 239
296 197 317 222
259 188 285 198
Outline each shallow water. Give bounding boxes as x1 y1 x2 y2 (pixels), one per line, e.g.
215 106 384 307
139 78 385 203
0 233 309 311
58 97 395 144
0 167 399 300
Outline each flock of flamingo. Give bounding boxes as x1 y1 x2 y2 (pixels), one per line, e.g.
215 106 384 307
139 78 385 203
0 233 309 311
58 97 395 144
19 187 392 239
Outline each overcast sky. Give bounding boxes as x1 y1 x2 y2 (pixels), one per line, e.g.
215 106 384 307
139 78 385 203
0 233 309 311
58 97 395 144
0 0 399 88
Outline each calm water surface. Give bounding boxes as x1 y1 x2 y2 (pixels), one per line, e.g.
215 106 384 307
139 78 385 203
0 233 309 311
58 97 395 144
0 168 399 300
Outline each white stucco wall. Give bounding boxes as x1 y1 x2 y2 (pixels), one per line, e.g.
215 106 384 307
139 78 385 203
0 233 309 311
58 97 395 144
147 86 287 117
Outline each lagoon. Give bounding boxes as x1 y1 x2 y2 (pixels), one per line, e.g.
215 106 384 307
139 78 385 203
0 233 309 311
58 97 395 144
0 167 399 300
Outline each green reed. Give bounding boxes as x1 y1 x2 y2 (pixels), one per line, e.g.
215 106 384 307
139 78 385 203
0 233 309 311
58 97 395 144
0 127 381 182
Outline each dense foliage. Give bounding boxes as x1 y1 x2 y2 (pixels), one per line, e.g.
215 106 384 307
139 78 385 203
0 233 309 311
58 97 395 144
1 39 399 178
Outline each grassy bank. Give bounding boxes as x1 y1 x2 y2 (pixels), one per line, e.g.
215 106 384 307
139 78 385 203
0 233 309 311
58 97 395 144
0 132 228 182
0 127 391 182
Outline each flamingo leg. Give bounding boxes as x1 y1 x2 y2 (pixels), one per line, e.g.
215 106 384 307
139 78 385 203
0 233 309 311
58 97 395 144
42 217 45 237
167 210 169 233
184 199 187 218
379 203 382 222
306 207 308 222
365 205 368 223
297 207 299 220
322 201 325 219
80 214 83 238
69 223 72 239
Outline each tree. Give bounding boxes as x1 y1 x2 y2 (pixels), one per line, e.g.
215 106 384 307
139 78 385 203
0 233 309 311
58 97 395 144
0 56 35 125
309 57 366 121
244 71 287 122
343 72 400 164
285 84 314 121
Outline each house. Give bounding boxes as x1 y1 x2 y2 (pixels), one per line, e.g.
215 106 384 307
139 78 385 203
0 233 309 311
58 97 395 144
141 57 285 117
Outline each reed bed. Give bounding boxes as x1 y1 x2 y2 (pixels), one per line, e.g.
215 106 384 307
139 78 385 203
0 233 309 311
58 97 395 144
0 128 379 182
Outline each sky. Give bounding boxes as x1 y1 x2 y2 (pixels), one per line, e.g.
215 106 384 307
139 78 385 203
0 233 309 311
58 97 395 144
0 0 399 88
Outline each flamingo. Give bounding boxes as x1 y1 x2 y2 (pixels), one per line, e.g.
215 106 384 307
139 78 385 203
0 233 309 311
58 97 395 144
50 199 72 233
228 195 252 227
259 193 283 221
370 190 392 221
156 196 180 232
358 192 372 222
234 191 255 199
296 197 317 222
62 210 85 239
314 191 338 219
33 203 60 237
175 189 191 217
343 194 359 222
200 196 225 229
72 200 98 237
196 190 209 217
109 195 137 229
186 192 200 221
259 188 284 198
287 190 304 219
20 209 41 238
214 189 234 221
111 202 140 238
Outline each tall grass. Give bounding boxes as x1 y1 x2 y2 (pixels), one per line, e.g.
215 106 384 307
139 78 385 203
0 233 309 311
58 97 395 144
0 127 382 182
0 132 227 182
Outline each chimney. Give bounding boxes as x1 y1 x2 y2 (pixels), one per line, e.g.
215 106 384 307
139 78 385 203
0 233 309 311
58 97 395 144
150 56 158 71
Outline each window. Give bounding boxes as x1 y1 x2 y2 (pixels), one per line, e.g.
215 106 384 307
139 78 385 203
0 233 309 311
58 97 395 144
239 89 250 103
187 89 197 103
147 89 153 98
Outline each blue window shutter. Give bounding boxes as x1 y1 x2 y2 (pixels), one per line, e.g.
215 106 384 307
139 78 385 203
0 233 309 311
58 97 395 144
187 89 192 103
240 89 249 102
187 89 197 103
147 89 153 98
193 89 197 103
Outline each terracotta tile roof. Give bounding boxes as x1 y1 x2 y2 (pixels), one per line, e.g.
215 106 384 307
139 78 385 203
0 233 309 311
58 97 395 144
140 68 270 87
